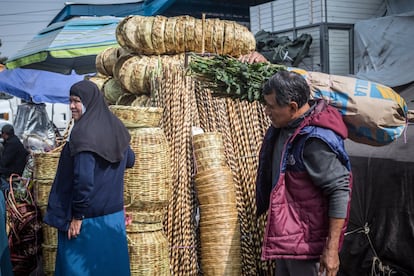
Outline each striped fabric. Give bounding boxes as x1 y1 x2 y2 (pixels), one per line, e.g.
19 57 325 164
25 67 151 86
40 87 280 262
6 16 122 74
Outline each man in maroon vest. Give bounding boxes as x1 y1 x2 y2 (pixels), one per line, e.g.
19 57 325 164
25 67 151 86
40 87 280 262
255 70 352 276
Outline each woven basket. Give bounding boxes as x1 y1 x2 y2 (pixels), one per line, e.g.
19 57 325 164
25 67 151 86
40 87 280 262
33 152 61 180
195 158 228 173
42 224 57 247
199 208 239 221
200 245 242 276
128 231 170 275
109 105 163 128
200 229 241 244
193 146 225 161
195 167 234 186
126 221 164 233
199 217 239 227
192 132 224 150
33 179 53 207
199 203 238 214
124 128 171 211
195 181 235 194
42 244 57 275
197 189 236 206
125 207 165 223
201 264 242 276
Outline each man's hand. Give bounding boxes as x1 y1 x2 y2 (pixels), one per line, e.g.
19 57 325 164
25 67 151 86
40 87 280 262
319 217 345 276
68 218 82 240
239 51 268 63
319 247 340 276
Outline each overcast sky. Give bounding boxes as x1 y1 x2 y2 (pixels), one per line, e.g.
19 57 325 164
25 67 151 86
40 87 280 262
0 1 140 60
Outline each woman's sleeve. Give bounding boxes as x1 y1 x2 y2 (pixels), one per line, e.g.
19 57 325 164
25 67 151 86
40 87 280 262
126 146 135 169
72 152 96 219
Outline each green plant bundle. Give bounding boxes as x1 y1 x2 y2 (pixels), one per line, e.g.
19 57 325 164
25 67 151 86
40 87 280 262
187 54 286 102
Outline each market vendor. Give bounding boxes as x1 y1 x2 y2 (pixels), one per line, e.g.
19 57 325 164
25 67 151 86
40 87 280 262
0 124 29 182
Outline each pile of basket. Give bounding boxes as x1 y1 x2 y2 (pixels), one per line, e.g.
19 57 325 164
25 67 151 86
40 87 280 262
193 132 242 275
109 105 171 275
32 151 61 276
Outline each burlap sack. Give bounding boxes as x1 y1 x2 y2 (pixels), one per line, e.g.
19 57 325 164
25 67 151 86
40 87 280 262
290 68 408 146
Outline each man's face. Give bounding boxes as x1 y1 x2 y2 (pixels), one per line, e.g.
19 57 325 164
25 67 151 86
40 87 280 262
263 92 296 128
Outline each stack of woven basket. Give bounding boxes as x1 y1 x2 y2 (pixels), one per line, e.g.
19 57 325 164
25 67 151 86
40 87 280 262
109 105 171 275
193 132 242 275
32 151 61 276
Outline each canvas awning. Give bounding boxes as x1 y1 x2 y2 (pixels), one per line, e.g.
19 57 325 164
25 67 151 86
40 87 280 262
6 16 122 74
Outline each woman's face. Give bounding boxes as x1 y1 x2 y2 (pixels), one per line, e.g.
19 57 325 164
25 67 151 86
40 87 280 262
70 95 83 121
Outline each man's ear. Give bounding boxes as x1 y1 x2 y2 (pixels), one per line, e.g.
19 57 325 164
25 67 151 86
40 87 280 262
289 101 299 114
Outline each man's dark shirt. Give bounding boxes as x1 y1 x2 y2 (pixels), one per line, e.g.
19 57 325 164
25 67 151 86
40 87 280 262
0 135 29 179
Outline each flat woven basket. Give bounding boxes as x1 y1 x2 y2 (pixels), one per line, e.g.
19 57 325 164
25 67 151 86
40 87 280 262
127 231 170 275
109 105 163 128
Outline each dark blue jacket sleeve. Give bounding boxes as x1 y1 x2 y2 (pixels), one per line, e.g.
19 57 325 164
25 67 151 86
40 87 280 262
72 152 95 219
126 146 135 169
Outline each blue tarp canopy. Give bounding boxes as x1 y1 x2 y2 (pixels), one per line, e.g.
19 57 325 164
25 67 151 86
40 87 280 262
0 68 85 103
6 16 122 74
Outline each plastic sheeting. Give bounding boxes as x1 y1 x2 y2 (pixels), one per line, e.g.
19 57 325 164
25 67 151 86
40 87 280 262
14 103 56 153
354 11 414 87
339 83 414 275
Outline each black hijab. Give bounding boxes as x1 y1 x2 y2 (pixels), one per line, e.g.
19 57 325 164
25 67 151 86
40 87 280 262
69 80 130 163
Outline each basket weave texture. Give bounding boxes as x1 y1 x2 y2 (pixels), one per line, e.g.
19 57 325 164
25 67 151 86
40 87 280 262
42 224 57 247
193 133 242 275
125 207 165 224
42 244 56 275
128 230 170 275
109 105 163 128
33 179 53 207
33 152 60 180
124 127 171 211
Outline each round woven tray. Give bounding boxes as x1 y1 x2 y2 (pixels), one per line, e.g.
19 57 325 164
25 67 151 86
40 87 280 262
127 231 170 275
109 105 163 128
33 152 61 180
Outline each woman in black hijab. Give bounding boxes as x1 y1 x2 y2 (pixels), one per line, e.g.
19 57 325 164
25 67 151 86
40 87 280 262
44 80 135 276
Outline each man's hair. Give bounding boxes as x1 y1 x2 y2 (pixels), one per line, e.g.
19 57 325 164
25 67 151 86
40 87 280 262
262 70 310 108
1 124 14 136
